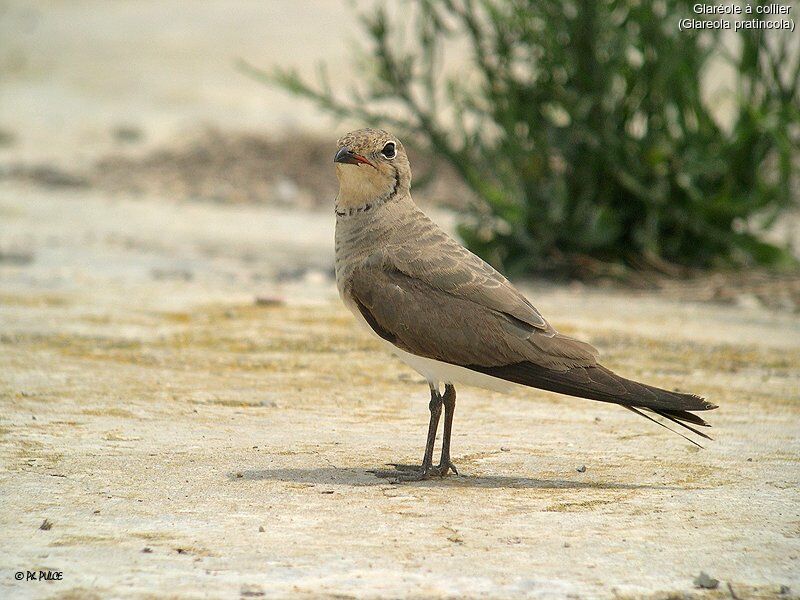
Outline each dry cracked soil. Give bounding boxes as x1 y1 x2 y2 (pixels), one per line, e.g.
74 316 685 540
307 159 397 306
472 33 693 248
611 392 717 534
1 184 799 599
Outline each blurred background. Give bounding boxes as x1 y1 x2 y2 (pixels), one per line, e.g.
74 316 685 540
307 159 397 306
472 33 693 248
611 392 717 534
2 3 799 597
1 0 798 312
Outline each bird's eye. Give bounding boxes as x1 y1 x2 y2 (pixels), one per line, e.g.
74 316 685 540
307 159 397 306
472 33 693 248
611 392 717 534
381 141 396 159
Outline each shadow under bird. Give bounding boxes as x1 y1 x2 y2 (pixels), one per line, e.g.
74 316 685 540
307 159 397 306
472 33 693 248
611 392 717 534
333 128 717 481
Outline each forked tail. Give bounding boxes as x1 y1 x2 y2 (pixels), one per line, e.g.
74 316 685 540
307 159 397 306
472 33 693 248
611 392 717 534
471 362 717 447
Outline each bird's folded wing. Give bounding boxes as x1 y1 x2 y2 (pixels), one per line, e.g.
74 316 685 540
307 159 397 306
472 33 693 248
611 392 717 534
349 262 598 371
386 229 553 333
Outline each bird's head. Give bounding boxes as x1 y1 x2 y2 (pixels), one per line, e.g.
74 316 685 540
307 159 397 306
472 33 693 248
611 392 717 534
334 128 411 210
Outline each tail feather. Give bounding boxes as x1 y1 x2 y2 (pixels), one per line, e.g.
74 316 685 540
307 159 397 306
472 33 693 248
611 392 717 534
651 408 712 440
469 361 717 446
625 407 707 448
655 408 712 427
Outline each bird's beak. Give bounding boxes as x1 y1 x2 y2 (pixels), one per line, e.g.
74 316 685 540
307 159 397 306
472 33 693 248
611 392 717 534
334 146 373 167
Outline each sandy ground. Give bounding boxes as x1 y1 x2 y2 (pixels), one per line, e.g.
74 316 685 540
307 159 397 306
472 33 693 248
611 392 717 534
0 0 362 167
1 184 799 599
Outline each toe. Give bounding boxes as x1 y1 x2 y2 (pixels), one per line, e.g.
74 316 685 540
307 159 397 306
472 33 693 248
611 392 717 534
434 462 459 476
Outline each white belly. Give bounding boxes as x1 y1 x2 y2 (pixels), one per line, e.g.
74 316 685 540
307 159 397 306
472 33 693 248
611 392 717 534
344 299 515 394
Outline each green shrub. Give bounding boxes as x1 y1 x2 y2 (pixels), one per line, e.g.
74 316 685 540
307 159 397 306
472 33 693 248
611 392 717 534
247 0 799 275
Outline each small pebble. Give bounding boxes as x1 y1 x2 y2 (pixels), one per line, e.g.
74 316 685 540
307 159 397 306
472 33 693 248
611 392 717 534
241 584 266 598
0 128 16 146
150 268 193 281
576 465 586 473
780 585 790 595
142 547 152 553
258 526 265 533
500 446 510 452
112 125 143 143
39 519 52 530
694 571 719 589
254 296 284 307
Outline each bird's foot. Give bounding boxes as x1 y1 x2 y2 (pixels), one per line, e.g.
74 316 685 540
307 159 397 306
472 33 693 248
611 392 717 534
369 462 458 482
435 459 459 476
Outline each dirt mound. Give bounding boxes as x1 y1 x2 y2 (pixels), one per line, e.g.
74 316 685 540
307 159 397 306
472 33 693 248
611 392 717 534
89 129 472 208
91 130 336 207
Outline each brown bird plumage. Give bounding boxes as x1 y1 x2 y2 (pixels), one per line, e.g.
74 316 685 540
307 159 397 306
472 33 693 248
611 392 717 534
333 128 717 480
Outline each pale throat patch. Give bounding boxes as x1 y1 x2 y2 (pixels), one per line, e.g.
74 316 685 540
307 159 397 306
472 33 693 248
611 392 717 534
335 164 395 209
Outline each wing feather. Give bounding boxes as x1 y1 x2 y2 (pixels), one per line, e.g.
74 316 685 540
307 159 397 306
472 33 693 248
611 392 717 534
388 222 555 333
348 262 597 370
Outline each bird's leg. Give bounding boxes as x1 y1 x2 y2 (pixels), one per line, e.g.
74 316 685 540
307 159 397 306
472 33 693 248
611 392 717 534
420 384 444 471
434 384 458 476
372 383 443 481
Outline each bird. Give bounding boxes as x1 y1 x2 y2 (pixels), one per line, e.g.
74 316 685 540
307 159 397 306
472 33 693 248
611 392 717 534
333 127 717 481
